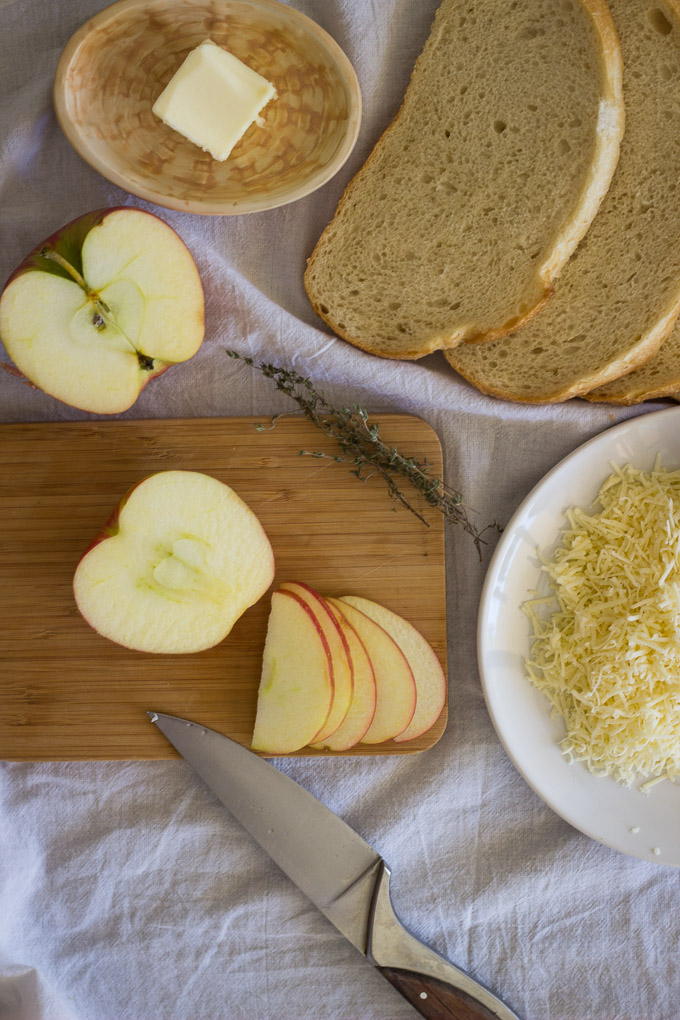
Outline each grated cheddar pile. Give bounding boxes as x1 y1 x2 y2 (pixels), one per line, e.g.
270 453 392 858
524 460 680 787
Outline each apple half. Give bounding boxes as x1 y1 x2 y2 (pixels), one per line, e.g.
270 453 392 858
73 470 274 654
326 597 416 743
0 207 204 413
339 596 445 742
311 601 376 751
279 581 353 742
251 590 333 754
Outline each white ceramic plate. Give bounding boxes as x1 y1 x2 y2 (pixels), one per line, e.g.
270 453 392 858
478 406 680 867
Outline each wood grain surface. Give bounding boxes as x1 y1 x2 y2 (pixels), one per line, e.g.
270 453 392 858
378 969 506 1020
0 415 447 761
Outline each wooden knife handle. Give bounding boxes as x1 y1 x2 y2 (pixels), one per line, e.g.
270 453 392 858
379 967 506 1020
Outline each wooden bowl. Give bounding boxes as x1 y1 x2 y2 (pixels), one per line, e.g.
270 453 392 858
54 0 361 215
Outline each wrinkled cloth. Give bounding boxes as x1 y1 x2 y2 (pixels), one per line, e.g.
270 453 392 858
1 2 678 1019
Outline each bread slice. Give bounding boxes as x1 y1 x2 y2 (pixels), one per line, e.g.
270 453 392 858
304 0 624 359
586 322 680 404
447 0 680 402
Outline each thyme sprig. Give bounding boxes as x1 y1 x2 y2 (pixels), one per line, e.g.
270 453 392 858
227 349 494 551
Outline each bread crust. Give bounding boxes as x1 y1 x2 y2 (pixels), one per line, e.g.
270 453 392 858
586 385 675 405
304 0 624 360
306 284 555 361
447 290 680 403
585 329 680 404
447 0 680 404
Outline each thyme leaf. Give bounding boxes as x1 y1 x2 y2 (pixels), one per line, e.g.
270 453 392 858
227 349 497 552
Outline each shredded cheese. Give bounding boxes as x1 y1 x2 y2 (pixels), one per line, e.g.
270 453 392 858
524 460 680 787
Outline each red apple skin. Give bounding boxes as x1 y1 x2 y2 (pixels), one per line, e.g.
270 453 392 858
281 581 352 659
4 209 114 289
74 472 276 654
4 208 203 301
327 596 416 743
1 207 205 411
279 580 354 742
263 591 334 750
75 469 276 569
0 357 171 407
280 580 353 673
0 363 40 389
314 600 377 751
75 476 146 563
75 473 276 574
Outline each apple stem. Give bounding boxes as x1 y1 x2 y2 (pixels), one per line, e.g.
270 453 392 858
41 250 109 320
41 247 153 370
41 248 89 291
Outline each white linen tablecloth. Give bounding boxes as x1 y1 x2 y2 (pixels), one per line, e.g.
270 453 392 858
1 2 678 1018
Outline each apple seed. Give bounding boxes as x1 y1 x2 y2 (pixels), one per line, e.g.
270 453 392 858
138 353 155 372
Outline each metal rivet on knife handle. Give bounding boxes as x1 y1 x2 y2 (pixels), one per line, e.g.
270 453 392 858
367 863 520 1020
379 969 505 1020
148 713 520 1020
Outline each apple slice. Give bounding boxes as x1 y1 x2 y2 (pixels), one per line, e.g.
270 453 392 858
339 596 445 742
326 597 415 743
279 581 353 742
311 602 376 751
73 470 274 654
0 207 204 413
251 590 333 754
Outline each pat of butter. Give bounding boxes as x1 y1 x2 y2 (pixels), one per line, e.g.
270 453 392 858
152 39 276 162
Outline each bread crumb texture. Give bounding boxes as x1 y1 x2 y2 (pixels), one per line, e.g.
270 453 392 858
305 0 623 358
448 0 680 401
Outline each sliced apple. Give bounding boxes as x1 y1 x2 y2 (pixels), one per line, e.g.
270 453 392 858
0 207 204 413
326 597 415 743
311 601 376 751
251 590 333 754
340 596 445 742
73 470 274 654
279 581 353 742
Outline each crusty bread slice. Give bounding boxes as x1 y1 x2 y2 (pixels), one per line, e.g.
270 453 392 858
586 322 680 404
447 0 680 403
304 0 623 359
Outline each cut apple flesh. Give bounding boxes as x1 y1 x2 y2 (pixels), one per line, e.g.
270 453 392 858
73 470 274 654
251 591 333 754
0 208 204 414
312 601 376 751
326 597 416 743
340 596 445 742
1 272 148 413
279 581 353 742
80 210 203 364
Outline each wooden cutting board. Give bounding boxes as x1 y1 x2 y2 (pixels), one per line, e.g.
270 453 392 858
0 415 447 760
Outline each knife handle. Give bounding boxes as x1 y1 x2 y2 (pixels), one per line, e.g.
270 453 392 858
367 865 520 1020
378 967 506 1020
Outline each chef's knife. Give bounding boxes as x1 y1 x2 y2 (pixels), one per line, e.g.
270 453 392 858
149 711 520 1020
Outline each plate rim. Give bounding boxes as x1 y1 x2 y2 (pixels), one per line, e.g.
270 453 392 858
52 0 362 215
477 405 680 866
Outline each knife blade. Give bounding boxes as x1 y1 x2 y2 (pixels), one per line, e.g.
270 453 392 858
149 711 520 1020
